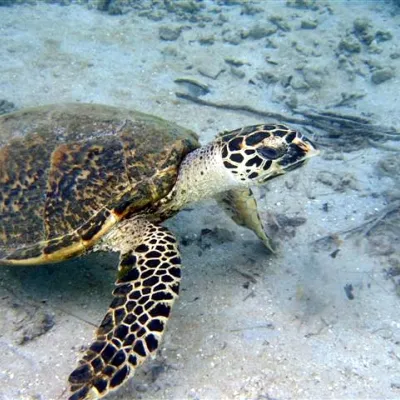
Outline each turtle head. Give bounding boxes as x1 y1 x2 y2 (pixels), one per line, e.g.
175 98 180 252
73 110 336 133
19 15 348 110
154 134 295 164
219 124 319 185
159 123 318 214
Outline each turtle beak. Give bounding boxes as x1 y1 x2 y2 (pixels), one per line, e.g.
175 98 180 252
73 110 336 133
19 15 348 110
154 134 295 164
293 136 319 159
277 135 319 172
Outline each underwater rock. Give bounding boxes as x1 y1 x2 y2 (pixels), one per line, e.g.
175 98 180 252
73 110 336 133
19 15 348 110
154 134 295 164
292 41 311 56
367 43 383 55
170 0 204 14
301 65 325 89
140 9 165 21
0 0 37 5
338 36 362 53
161 0 209 22
371 67 395 84
376 154 400 177
224 57 247 67
241 24 277 40
230 66 245 79
222 30 242 45
375 29 393 42
277 214 307 227
216 12 229 25
258 71 279 85
0 99 16 115
269 15 291 32
159 26 182 41
92 0 152 15
198 35 215 45
161 45 179 58
344 283 355 300
219 0 243 5
301 18 318 29
96 0 118 13
265 55 279 66
286 0 319 10
240 3 263 15
174 78 210 97
270 214 307 239
347 17 392 50
290 74 310 92
316 171 359 192
353 18 374 46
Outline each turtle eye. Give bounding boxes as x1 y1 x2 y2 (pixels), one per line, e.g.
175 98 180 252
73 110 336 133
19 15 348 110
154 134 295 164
257 146 281 160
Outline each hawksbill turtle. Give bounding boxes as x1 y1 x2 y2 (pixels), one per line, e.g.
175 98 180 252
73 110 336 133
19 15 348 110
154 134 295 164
0 103 318 399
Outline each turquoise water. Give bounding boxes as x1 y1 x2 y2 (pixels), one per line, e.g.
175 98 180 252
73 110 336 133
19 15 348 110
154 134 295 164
0 1 399 400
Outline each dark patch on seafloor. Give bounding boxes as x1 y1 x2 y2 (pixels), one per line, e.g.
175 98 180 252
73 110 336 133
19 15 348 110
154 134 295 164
0 99 16 115
1 252 118 344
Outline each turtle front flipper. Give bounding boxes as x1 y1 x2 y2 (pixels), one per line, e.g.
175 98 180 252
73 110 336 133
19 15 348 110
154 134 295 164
216 188 276 253
68 217 181 400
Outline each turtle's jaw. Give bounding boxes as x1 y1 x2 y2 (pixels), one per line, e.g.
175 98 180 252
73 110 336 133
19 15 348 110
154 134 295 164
278 136 319 170
296 136 319 159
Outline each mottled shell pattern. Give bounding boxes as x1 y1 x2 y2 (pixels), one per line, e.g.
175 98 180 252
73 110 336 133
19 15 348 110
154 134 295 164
0 104 199 265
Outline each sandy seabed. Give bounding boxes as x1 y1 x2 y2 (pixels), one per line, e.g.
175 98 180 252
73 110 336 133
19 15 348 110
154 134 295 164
0 1 399 399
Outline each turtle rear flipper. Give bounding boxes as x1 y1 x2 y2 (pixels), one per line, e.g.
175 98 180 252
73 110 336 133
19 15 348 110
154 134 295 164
68 217 181 400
